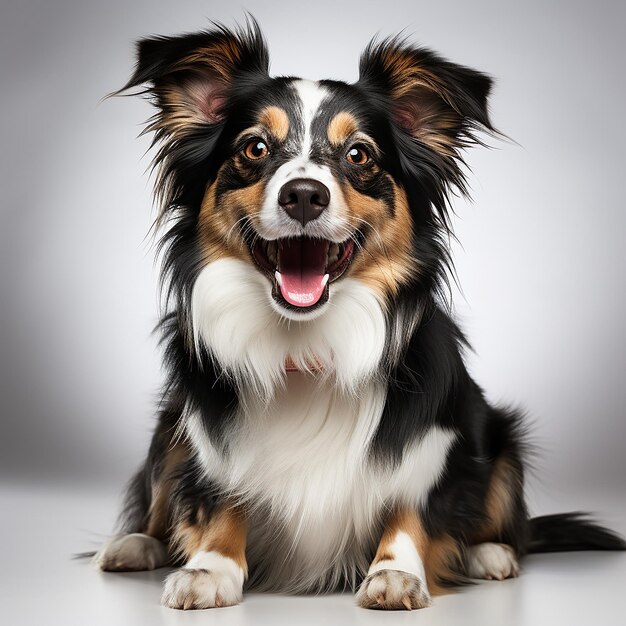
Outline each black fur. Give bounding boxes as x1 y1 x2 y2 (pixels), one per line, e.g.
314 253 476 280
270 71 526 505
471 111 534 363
529 514 626 553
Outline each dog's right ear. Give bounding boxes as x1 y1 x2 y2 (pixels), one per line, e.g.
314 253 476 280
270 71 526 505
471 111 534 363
117 19 269 138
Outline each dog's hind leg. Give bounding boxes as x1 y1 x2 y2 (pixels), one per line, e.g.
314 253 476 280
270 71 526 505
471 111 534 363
466 450 528 581
94 435 188 572
466 542 520 580
93 532 169 572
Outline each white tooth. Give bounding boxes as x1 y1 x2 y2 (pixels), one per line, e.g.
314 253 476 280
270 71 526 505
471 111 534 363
275 270 283 286
321 273 329 288
328 243 339 265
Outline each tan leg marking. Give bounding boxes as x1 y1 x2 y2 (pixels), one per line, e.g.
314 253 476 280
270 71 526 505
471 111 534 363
163 504 248 610
371 508 430 567
145 443 189 540
357 509 432 610
464 458 522 582
472 457 521 544
171 504 247 575
357 508 466 610
425 533 465 595
372 509 464 594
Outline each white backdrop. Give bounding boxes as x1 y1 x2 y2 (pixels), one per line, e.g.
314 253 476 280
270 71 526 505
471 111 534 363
1 0 624 514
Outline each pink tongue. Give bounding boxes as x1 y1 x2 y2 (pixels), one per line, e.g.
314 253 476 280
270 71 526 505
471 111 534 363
277 238 328 307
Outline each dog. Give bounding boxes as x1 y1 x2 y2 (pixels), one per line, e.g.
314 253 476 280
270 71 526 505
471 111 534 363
93 19 625 610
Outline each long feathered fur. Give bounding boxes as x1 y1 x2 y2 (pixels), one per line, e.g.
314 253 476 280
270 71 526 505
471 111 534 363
90 19 624 606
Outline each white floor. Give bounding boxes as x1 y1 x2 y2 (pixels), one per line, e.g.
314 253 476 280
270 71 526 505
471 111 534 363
2 481 625 626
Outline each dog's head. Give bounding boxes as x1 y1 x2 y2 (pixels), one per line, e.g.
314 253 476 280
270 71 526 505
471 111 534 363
122 20 493 323
121 20 495 392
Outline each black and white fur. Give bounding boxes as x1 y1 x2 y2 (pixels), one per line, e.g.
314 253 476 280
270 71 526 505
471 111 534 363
93 19 625 610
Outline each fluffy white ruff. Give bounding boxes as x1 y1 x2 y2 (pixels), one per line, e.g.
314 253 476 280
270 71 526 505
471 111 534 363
191 257 387 399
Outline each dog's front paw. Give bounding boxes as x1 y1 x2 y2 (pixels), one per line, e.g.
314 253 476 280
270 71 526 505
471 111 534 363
162 568 243 610
356 569 431 610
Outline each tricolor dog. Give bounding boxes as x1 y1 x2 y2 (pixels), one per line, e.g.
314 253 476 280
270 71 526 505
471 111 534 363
93 19 625 610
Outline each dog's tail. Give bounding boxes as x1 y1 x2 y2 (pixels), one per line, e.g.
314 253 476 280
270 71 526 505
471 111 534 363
527 512 626 554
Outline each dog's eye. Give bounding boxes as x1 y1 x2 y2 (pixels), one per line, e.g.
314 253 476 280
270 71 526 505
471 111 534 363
345 145 370 165
244 139 270 160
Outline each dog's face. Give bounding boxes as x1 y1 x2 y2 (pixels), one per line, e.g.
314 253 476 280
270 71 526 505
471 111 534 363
201 77 416 319
124 22 492 322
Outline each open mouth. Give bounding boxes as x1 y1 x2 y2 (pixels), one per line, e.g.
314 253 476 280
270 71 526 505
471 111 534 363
251 236 355 310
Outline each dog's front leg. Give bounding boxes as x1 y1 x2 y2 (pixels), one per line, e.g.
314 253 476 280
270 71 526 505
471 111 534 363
162 504 247 610
357 508 432 610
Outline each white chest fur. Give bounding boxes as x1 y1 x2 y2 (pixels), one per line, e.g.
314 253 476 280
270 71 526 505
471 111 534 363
187 258 456 591
191 258 388 397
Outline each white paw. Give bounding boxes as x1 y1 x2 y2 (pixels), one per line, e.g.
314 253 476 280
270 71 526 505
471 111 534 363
466 543 519 580
356 569 431 610
162 568 243 610
94 533 169 572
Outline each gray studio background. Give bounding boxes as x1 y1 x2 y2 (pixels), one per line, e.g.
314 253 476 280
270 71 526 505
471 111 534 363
1 0 625 515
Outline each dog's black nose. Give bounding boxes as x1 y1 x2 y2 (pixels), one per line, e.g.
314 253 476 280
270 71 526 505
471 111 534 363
278 178 330 226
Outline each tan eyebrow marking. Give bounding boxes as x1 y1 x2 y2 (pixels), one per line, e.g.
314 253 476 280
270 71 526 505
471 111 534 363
258 105 290 142
327 111 359 146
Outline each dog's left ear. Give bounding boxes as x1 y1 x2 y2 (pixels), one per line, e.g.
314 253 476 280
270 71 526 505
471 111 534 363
357 38 494 155
118 19 269 138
